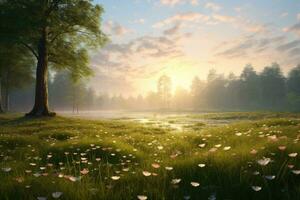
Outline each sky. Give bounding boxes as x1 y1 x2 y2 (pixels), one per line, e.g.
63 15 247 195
89 0 300 96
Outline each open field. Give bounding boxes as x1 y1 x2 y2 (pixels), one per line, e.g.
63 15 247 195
0 112 300 200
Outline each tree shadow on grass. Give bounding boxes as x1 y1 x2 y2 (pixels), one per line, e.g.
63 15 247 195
0 114 56 127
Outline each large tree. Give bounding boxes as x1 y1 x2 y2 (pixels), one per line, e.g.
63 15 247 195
0 0 107 116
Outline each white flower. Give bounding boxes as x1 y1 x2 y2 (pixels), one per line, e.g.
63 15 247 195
198 164 206 168
2 167 11 172
191 182 200 187
52 192 63 199
292 170 300 175
251 186 262 191
111 176 120 180
142 171 151 177
257 157 271 166
223 146 231 151
288 153 297 158
171 179 181 184
265 175 276 180
137 195 147 200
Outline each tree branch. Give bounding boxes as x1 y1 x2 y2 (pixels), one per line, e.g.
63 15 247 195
20 42 38 60
46 0 62 17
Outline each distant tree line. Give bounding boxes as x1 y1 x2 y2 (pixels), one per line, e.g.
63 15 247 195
190 63 300 112
9 63 300 112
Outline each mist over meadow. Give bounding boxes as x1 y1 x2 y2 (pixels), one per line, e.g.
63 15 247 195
8 63 300 113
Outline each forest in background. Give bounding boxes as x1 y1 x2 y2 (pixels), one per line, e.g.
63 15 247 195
7 62 300 113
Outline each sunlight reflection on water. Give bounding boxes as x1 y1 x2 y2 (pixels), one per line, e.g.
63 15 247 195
60 110 240 131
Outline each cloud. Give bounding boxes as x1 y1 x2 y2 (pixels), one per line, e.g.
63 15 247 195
289 48 300 57
212 14 235 23
212 14 269 33
216 35 286 58
91 33 185 82
280 12 288 18
163 23 181 35
103 21 131 37
154 12 268 34
153 12 209 28
284 22 300 36
205 2 222 12
298 13 300 20
159 0 198 6
277 40 300 51
133 18 146 24
216 36 254 58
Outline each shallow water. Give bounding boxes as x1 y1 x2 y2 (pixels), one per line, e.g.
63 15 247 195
60 110 242 131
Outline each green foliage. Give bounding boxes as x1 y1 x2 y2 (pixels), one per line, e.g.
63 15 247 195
0 44 34 90
0 0 108 80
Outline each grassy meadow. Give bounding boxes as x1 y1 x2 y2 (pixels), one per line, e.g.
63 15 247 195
0 112 300 200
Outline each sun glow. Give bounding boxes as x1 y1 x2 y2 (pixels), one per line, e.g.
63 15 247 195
135 59 201 95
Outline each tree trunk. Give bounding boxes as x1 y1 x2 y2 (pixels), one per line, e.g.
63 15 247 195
2 72 9 112
0 79 4 113
26 27 55 117
5 86 9 112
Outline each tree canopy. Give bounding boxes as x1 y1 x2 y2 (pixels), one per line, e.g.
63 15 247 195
0 0 108 116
